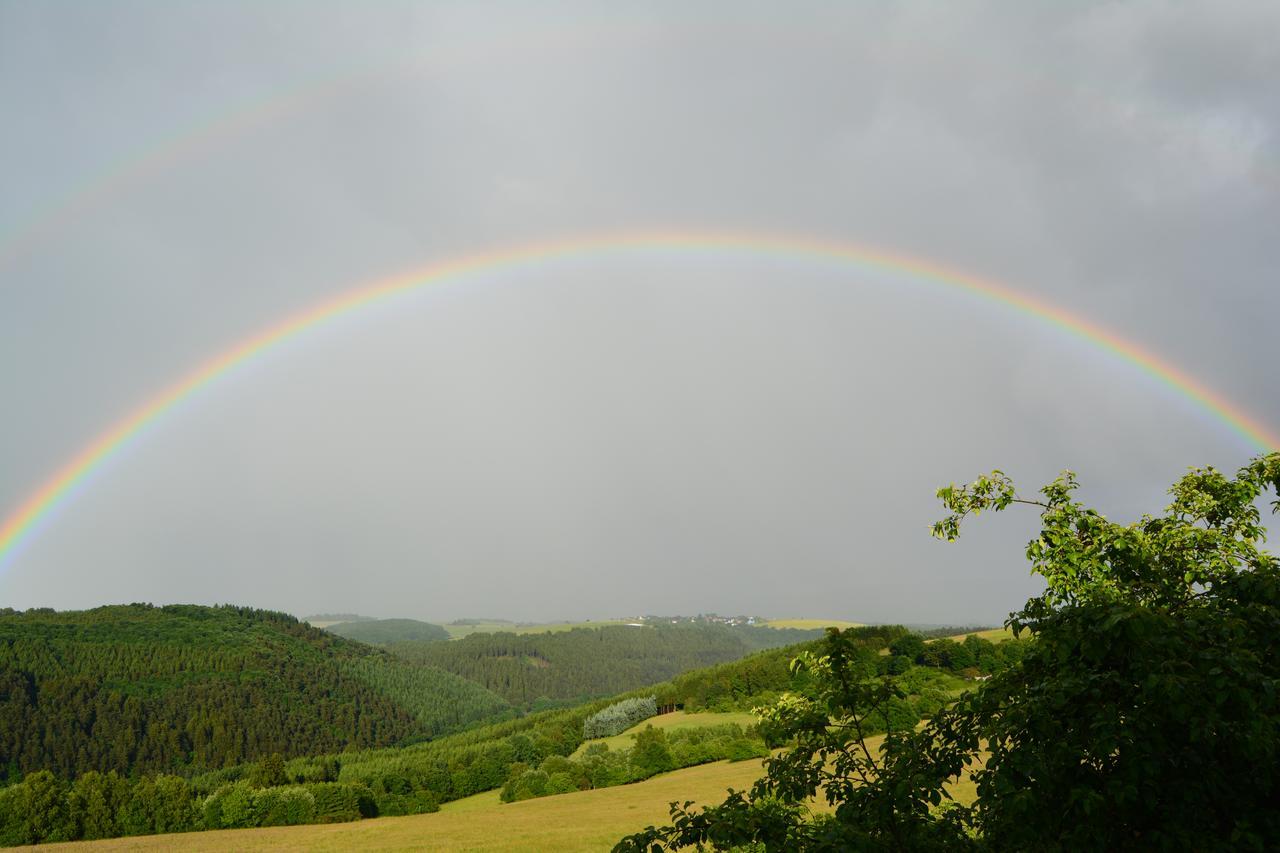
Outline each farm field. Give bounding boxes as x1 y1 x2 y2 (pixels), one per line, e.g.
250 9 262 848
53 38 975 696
570 710 758 757
943 626 1017 643
761 618 862 630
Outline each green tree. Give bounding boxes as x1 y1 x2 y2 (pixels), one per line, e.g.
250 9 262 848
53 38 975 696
251 753 288 788
618 453 1280 852
151 775 197 834
0 770 71 845
629 726 675 778
887 634 925 662
67 770 130 840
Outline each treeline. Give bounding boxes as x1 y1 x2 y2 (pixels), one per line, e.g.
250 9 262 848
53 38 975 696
388 623 815 707
0 689 608 845
729 624 828 651
0 770 387 845
653 624 907 712
649 625 1031 713
0 605 505 780
326 619 451 645
502 723 767 803
882 632 1027 676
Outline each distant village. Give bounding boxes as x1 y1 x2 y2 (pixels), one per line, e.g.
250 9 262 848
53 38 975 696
631 613 765 628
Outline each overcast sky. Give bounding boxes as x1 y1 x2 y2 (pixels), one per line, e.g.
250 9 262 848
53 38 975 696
1 1 1276 624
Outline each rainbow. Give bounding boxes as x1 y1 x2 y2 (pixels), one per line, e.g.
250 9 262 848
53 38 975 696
1 230 1275 570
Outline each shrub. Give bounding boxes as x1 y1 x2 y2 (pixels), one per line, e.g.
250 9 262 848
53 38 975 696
252 786 316 826
545 772 579 795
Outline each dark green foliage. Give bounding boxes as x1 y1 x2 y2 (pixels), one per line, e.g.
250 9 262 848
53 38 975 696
0 604 508 780
653 625 909 713
882 631 1027 678
888 634 925 661
304 782 375 823
390 623 786 707
116 775 197 836
0 605 423 777
339 657 512 736
249 754 288 788
629 726 676 777
251 786 317 827
915 625 995 639
326 619 450 645
619 454 1280 852
729 625 827 651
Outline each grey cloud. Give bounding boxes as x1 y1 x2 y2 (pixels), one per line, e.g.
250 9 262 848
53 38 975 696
1 1 1275 622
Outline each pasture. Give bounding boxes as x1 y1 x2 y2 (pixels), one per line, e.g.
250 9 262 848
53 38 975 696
761 618 863 630
571 710 759 757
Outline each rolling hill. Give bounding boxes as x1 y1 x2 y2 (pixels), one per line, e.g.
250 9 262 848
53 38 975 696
387 622 824 708
324 618 451 645
0 604 510 779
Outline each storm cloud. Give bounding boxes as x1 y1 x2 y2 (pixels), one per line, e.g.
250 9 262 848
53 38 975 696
1 1 1276 623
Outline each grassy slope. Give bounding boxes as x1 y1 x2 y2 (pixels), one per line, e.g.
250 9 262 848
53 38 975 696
570 710 758 757
326 618 451 644
942 626 1017 643
762 618 863 630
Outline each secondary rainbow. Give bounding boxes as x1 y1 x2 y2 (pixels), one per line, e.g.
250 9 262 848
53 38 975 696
1 230 1275 570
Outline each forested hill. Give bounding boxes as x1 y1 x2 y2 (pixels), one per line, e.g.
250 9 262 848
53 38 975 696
0 605 510 781
325 618 450 645
387 623 825 707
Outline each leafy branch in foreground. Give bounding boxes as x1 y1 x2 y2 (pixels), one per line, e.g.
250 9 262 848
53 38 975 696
618 453 1280 852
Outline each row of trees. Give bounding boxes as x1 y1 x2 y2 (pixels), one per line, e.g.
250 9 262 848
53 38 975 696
0 771 198 845
881 632 1029 676
0 690 609 845
0 765 418 845
503 723 768 803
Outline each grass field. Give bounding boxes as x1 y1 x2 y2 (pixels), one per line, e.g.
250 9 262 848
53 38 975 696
941 626 1017 643
570 710 758 757
761 618 863 630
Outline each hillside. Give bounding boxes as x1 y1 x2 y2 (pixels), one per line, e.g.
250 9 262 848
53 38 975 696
0 622 1026 846
387 623 821 707
0 605 510 779
325 619 450 645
